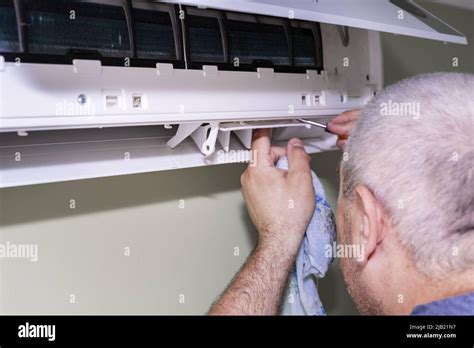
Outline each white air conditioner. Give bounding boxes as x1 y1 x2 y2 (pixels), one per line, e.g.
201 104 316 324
0 0 467 187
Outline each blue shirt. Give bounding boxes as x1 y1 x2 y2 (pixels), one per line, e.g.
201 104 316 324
411 292 474 315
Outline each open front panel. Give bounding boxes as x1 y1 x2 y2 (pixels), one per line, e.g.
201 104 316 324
164 0 468 44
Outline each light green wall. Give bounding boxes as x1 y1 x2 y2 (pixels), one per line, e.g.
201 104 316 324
0 1 472 315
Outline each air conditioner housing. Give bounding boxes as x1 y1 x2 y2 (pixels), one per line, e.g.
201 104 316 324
0 0 467 187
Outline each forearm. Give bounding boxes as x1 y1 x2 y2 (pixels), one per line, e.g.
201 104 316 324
208 241 297 315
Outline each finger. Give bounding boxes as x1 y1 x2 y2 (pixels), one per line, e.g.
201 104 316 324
270 146 286 164
327 110 360 133
329 109 361 124
286 138 311 176
250 129 273 168
327 121 356 136
336 139 348 151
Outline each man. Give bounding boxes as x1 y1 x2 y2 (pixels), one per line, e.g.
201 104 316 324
209 73 474 315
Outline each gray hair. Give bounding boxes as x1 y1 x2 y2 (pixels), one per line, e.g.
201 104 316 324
343 73 474 278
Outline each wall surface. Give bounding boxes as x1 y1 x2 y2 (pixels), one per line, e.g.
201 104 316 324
0 0 472 315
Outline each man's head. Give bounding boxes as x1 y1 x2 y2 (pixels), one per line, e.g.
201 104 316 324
335 73 474 314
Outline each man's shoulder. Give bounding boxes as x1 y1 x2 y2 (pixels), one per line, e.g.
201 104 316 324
411 291 474 315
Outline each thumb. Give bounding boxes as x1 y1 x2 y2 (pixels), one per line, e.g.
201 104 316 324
286 138 311 177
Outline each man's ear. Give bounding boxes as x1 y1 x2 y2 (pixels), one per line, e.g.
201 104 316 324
351 185 385 264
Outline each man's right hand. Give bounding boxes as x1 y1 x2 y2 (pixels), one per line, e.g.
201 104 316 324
327 109 361 150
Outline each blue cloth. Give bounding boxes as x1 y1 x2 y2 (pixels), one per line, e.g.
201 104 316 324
278 157 336 315
411 292 474 315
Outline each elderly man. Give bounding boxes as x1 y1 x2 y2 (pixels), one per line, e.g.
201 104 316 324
209 73 474 315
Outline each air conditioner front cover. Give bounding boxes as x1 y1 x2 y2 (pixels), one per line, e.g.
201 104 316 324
163 0 467 44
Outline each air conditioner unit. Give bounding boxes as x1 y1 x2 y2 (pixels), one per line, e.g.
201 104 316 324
0 0 467 187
